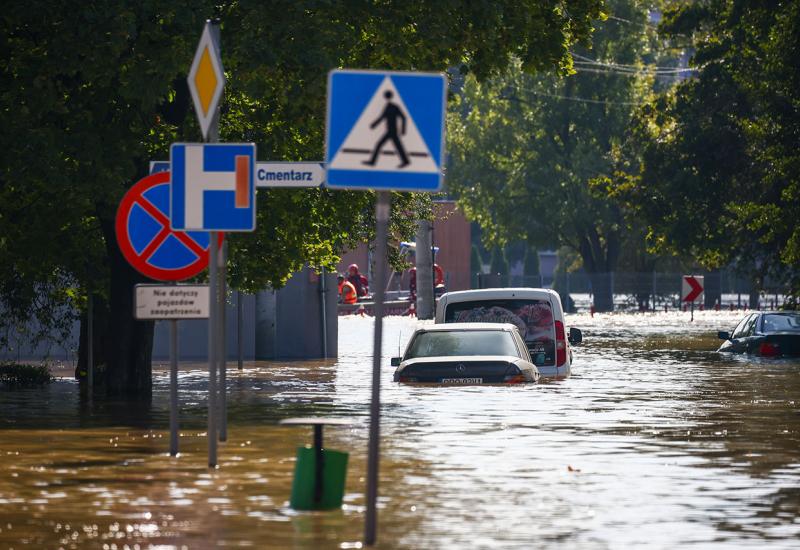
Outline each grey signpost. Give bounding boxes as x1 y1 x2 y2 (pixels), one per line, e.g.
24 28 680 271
219 240 228 442
325 69 447 546
207 231 219 466
169 318 179 455
237 290 244 370
87 292 94 399
183 19 257 467
187 18 225 468
365 191 389 543
134 284 210 456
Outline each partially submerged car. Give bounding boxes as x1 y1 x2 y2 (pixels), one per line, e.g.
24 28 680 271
392 323 540 384
718 311 800 357
435 288 582 378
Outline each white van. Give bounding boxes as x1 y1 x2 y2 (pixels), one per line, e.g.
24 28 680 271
435 288 582 378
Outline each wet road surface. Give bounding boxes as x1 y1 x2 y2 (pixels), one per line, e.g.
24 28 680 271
1 311 799 548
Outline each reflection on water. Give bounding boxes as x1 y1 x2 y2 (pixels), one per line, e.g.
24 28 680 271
1 311 799 548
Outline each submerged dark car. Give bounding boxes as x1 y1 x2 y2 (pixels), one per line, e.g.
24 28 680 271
718 311 800 357
392 323 540 384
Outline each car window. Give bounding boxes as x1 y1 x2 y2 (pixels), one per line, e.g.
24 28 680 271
762 313 800 333
405 330 519 359
444 299 555 343
510 331 529 360
743 315 759 337
732 315 754 338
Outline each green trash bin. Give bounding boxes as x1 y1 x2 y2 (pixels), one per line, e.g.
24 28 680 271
279 417 353 511
290 446 349 510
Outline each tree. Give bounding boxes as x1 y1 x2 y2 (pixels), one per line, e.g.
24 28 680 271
447 0 659 311
612 0 800 305
489 246 510 277
470 245 483 273
523 246 541 278
0 0 603 397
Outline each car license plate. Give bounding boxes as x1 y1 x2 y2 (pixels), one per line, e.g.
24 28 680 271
440 377 483 384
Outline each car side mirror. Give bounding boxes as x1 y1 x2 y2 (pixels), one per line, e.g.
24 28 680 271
390 357 401 367
717 331 730 340
568 327 583 345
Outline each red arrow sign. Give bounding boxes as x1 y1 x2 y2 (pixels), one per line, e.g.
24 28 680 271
682 275 704 302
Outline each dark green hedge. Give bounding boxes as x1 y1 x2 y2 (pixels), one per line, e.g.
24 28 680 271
0 362 53 387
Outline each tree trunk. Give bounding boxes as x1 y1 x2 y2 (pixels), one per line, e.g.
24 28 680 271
98 214 155 400
577 227 619 313
704 270 722 309
589 271 614 312
76 294 110 383
749 268 764 309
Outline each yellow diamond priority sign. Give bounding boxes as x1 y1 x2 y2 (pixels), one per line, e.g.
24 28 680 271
187 22 225 140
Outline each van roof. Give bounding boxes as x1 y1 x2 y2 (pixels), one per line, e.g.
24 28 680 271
440 288 559 303
416 322 520 332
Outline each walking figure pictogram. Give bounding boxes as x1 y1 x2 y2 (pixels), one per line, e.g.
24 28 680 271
363 91 410 168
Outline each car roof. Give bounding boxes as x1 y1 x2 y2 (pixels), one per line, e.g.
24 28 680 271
439 288 558 302
415 322 519 332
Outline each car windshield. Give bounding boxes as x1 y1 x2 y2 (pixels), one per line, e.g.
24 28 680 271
762 313 800 333
444 299 555 343
405 330 519 359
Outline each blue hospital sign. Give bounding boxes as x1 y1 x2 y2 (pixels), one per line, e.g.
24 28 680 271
325 70 447 191
170 143 257 231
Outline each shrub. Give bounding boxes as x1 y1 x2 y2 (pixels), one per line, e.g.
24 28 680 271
0 362 54 387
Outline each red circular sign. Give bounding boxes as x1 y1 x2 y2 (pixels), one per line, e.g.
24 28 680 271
115 171 223 281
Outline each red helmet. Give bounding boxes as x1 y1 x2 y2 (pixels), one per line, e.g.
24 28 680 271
348 263 359 274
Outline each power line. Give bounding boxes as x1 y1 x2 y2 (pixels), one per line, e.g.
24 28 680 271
503 89 647 106
571 52 696 75
574 61 694 75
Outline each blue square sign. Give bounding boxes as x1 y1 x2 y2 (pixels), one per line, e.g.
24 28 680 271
170 143 257 231
325 70 447 191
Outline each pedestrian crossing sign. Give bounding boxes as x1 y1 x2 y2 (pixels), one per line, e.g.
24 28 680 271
325 70 447 191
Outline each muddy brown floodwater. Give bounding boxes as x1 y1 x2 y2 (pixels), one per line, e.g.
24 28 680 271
1 311 799 549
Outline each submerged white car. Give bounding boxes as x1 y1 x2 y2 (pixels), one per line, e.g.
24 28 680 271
436 288 582 379
392 323 540 385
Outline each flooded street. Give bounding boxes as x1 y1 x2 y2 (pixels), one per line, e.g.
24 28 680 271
2 311 800 549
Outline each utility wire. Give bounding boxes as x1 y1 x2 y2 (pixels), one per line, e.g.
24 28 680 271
504 89 647 106
574 61 693 75
571 52 696 74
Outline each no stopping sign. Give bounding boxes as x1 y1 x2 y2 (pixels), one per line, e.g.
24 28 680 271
115 171 222 281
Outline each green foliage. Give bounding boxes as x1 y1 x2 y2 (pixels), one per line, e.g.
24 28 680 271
489 246 509 275
0 363 53 387
0 0 603 353
616 0 800 296
523 246 541 277
447 0 658 282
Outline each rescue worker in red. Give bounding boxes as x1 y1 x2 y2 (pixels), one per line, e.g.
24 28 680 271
408 264 444 299
338 274 358 304
347 263 369 297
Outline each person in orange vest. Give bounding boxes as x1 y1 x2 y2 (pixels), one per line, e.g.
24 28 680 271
338 274 358 304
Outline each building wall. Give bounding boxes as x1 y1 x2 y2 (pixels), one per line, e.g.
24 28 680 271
432 201 471 291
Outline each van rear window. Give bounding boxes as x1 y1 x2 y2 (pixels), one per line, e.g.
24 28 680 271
444 299 555 344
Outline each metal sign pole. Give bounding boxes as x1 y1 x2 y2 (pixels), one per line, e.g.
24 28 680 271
208 231 218 467
205 18 222 468
321 266 328 360
365 191 390 546
170 318 179 456
219 239 228 442
237 290 244 370
87 292 94 399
